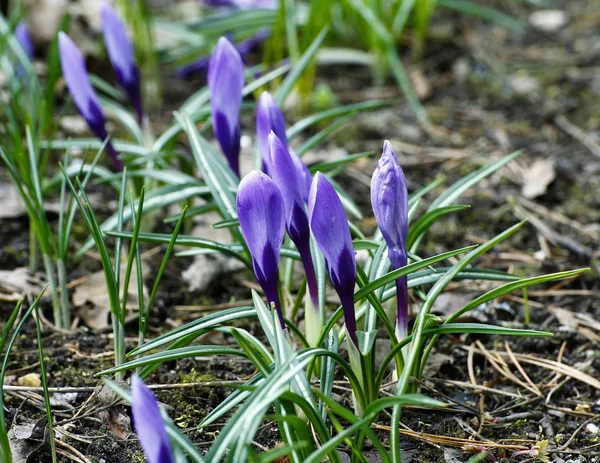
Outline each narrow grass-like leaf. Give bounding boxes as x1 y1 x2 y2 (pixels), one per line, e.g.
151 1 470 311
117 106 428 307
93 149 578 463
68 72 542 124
308 151 372 174
428 151 521 211
128 306 256 356
287 100 390 140
439 0 524 32
354 245 477 301
407 205 469 250
275 26 329 106
100 345 247 376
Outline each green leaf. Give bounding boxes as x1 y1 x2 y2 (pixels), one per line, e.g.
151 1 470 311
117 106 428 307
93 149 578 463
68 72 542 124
100 345 247 376
439 0 524 32
275 26 329 106
354 245 477 301
446 268 589 324
428 151 521 211
407 205 470 250
128 306 256 356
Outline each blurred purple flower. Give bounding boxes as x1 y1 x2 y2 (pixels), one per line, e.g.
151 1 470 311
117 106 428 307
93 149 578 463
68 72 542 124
208 37 245 177
131 375 174 463
308 173 357 345
371 141 408 339
176 29 270 79
269 132 318 309
257 92 287 175
15 22 33 60
58 32 123 171
204 0 278 9
237 170 286 327
101 2 142 122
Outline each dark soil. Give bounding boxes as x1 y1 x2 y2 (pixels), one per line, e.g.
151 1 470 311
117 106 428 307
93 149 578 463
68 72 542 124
2 0 599 462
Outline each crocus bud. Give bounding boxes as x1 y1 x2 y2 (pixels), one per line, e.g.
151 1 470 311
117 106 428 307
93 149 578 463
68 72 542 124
269 132 318 310
208 37 245 177
308 173 357 345
131 375 174 463
371 141 408 339
237 170 286 327
58 32 123 171
101 2 142 122
15 22 33 60
256 92 287 175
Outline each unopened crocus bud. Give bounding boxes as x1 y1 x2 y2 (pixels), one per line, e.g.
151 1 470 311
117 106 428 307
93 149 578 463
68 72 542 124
256 92 287 175
58 32 123 171
269 132 318 311
101 2 142 122
308 173 357 345
208 37 245 177
15 22 33 60
131 375 174 463
371 141 408 339
237 170 286 327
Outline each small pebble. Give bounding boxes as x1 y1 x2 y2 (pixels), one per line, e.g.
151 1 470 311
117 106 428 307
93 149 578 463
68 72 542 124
529 10 569 33
17 373 41 387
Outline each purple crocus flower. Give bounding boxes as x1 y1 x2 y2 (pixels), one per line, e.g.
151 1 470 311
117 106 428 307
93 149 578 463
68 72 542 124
101 2 143 122
58 32 123 171
15 22 33 60
208 37 245 177
176 29 270 79
204 0 278 9
237 170 286 327
131 375 174 463
256 92 287 175
371 141 409 339
269 132 318 310
308 173 357 345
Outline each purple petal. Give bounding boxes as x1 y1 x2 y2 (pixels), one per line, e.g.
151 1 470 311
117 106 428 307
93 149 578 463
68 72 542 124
209 37 245 177
371 140 408 336
237 170 286 326
308 173 357 344
131 375 174 463
269 132 318 307
290 148 312 203
59 33 123 171
15 22 33 59
101 2 142 121
256 92 287 175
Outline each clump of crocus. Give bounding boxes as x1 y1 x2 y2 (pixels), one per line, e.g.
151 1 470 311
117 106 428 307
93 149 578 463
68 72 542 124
15 22 33 60
236 170 286 327
208 37 245 177
58 32 123 171
256 92 287 175
308 173 357 346
101 2 143 122
371 141 408 340
269 132 320 342
131 375 174 463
